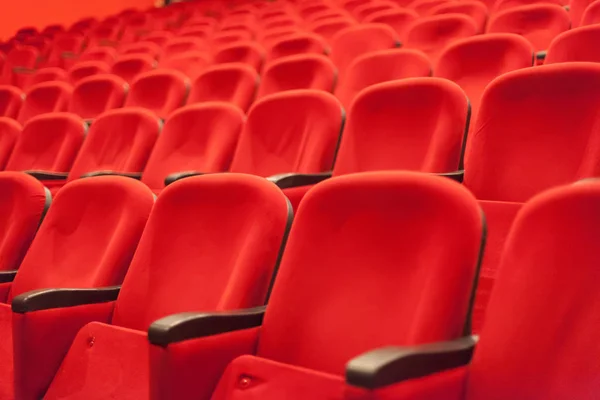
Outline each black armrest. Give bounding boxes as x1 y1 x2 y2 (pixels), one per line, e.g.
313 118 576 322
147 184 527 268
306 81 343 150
164 171 204 186
25 170 69 180
0 270 17 283
148 306 266 347
346 336 478 390
266 171 333 189
536 51 547 61
81 171 142 180
438 170 464 183
12 286 121 313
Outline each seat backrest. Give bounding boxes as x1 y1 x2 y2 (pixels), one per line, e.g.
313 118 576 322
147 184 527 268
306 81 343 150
258 171 484 374
142 103 245 193
163 37 209 60
212 30 254 48
110 54 156 83
0 85 24 119
159 51 210 80
6 113 85 172
18 81 73 125
405 14 478 63
364 9 419 41
179 26 213 40
466 181 600 400
69 74 128 120
119 41 162 59
28 68 68 89
112 173 291 331
581 0 600 25
409 0 452 15
78 46 118 65
67 108 161 182
486 4 570 52
431 1 489 33
464 63 600 202
125 69 190 119
9 176 154 301
67 61 110 84
0 118 20 169
570 0 595 27
493 0 564 12
6 46 39 69
436 34 534 118
230 89 344 176
309 18 355 43
0 172 49 272
354 1 398 21
331 24 400 78
266 33 328 62
141 30 174 47
335 48 432 109
188 63 258 112
213 41 265 72
546 25 600 63
334 78 469 176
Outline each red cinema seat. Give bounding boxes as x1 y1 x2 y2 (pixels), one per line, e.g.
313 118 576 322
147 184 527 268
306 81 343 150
3 46 40 88
119 41 162 59
258 54 337 99
41 24 65 38
26 67 68 89
581 0 600 25
5 113 85 176
262 17 297 32
77 46 118 65
212 30 254 47
431 1 489 33
405 14 478 63
545 24 600 63
44 33 85 68
163 38 209 60
140 30 174 47
330 24 400 78
493 0 564 13
188 63 258 112
17 81 72 125
409 0 453 15
435 34 534 124
110 54 156 84
487 4 570 60
266 33 329 62
213 41 265 72
179 26 213 40
306 9 351 24
354 1 398 21
342 0 372 13
141 103 245 194
42 173 292 399
87 23 122 46
299 2 335 19
345 180 600 400
160 51 210 80
0 85 24 118
0 118 19 169
335 49 432 109
148 171 484 400
3 176 154 400
126 70 190 119
0 172 49 273
570 0 596 27
67 60 110 84
364 9 419 40
258 27 298 48
69 17 98 34
308 18 356 43
68 74 128 120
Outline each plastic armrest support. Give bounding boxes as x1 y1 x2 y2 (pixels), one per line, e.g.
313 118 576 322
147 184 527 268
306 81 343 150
267 171 333 189
81 171 142 179
148 306 266 347
345 336 478 390
536 51 547 61
12 286 121 313
0 270 17 283
438 170 464 183
25 170 69 180
164 171 204 186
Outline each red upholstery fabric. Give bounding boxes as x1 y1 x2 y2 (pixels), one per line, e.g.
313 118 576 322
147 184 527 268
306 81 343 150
309 18 355 43
581 0 600 25
306 10 350 25
213 41 265 72
67 61 110 84
409 0 452 15
0 172 47 272
160 51 210 80
335 49 432 109
66 108 161 183
570 0 596 27
126 69 190 119
110 54 157 83
330 24 400 78
405 14 478 63
486 4 570 52
179 26 213 40
119 41 162 59
163 37 210 60
142 31 174 47
546 25 600 63
27 67 68 89
435 34 534 123
266 33 328 62
464 63 600 202
493 0 564 12
430 1 489 33
78 46 118 65
5 113 85 173
0 85 24 119
229 90 343 177
354 2 398 22
141 103 245 193
45 33 85 68
17 81 73 125
68 74 128 120
465 181 600 399
213 30 255 48
334 78 468 176
0 118 20 169
258 54 337 99
363 9 419 41
188 63 258 112
3 46 40 87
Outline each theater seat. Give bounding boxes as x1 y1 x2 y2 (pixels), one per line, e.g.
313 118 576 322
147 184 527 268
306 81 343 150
119 41 162 59
4 176 154 400
0 118 20 169
160 51 210 80
213 41 265 72
545 25 600 63
335 49 432 109
26 67 68 88
493 0 564 12
141 103 245 194
68 74 128 120
364 9 419 41
3 46 39 87
581 0 600 25
67 60 110 84
570 0 596 27
212 30 254 47
17 81 72 125
257 54 337 99
308 18 355 43
125 69 190 119
77 46 118 65
266 33 329 62
0 85 24 119
345 180 600 400
430 1 489 33
149 171 485 400
163 37 209 60
110 54 156 83
188 63 258 112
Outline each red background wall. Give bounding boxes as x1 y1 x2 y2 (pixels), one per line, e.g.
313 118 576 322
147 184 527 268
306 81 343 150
0 0 158 39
